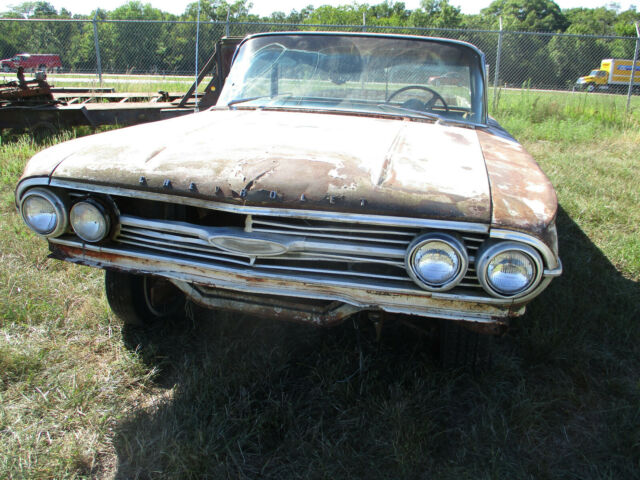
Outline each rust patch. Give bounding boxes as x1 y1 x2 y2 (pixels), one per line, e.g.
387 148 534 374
41 110 492 222
145 146 166 163
49 240 515 327
444 130 471 145
477 127 558 238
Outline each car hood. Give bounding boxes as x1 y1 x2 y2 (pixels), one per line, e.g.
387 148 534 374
25 108 492 223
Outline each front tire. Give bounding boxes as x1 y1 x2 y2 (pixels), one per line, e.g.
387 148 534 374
105 270 186 327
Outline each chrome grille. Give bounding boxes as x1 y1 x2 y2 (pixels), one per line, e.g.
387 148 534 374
113 213 486 290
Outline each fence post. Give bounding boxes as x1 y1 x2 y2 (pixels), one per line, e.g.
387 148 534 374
626 22 639 114
92 12 102 85
492 17 503 111
225 9 230 37
362 12 366 32
194 0 201 111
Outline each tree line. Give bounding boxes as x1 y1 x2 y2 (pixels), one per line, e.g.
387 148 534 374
1 0 639 88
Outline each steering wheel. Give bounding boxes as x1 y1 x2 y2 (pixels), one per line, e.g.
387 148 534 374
386 85 449 112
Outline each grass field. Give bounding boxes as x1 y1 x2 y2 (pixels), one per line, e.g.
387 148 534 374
0 72 211 95
1 90 639 479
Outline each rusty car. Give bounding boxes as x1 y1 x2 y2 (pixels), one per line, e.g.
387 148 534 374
15 32 562 367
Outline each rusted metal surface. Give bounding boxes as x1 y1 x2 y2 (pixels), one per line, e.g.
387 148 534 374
477 126 558 240
15 33 562 332
0 68 53 104
49 242 517 326
51 91 183 104
28 109 491 222
0 101 191 131
1 38 235 132
178 37 242 109
175 281 361 326
395 314 508 336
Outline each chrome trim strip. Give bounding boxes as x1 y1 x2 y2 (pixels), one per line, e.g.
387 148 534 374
45 179 490 233
119 215 407 259
251 226 412 246
49 237 552 306
244 263 410 282
50 240 511 323
250 218 417 237
263 253 405 267
543 259 563 277
489 228 560 271
15 177 50 206
120 230 406 267
116 237 251 266
118 237 409 281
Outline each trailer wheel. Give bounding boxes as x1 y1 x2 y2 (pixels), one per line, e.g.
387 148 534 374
105 270 186 327
438 320 492 370
30 122 58 142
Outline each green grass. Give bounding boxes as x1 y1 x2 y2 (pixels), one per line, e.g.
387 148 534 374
1 90 639 479
0 71 212 95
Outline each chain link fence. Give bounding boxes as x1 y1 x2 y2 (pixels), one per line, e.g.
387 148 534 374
1 18 639 95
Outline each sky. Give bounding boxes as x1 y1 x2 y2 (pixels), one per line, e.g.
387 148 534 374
0 0 637 17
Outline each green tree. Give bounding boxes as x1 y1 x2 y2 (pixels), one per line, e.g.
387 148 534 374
410 0 462 28
481 0 568 31
4 1 57 18
183 0 254 21
564 7 617 35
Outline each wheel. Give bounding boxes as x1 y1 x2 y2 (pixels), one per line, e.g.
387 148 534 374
438 320 492 370
586 82 597 93
38 64 47 72
30 122 58 142
105 270 186 327
386 85 449 112
2 65 9 72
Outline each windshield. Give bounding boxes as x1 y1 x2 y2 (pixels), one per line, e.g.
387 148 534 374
217 34 486 124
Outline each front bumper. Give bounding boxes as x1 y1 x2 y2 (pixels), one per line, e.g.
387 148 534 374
48 239 558 328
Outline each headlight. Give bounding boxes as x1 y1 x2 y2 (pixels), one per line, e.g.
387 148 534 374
70 199 111 242
406 233 468 291
477 241 543 298
20 188 68 237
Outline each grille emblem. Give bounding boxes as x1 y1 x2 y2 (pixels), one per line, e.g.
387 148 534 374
208 235 288 256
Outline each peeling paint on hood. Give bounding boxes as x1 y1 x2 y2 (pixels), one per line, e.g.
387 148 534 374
23 108 492 222
477 127 557 237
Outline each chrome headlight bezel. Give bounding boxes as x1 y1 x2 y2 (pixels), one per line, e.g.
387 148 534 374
20 187 68 237
476 241 544 299
405 232 468 292
70 198 112 243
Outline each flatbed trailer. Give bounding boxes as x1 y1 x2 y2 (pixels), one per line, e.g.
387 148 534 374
0 37 241 134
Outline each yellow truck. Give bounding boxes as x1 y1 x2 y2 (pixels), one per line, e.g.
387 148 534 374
576 59 640 92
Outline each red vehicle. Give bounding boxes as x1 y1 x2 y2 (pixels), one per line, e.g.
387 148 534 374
1 53 62 73
428 71 466 86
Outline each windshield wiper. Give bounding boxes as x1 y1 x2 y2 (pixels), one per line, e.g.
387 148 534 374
227 95 269 106
227 93 291 107
376 103 441 121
